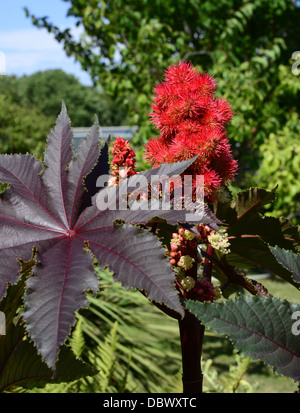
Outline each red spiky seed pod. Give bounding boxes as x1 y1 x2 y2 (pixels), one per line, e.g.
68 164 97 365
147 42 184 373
144 61 238 199
110 136 137 185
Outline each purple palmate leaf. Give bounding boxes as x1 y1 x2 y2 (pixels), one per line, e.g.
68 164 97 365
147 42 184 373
0 191 65 298
78 224 183 314
0 104 219 369
23 237 98 369
42 102 74 228
0 153 43 201
65 117 101 227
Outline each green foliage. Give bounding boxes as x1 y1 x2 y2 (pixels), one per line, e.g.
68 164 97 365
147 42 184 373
252 112 300 221
68 316 85 359
213 61 300 219
0 70 128 160
89 321 128 393
213 187 300 293
13 70 128 127
21 321 131 394
202 354 255 393
0 94 52 159
0 70 128 127
269 246 300 283
67 320 132 393
185 295 300 381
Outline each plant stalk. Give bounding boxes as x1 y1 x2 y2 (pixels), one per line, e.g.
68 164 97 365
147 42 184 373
178 242 215 393
203 243 214 281
177 241 205 393
178 310 205 393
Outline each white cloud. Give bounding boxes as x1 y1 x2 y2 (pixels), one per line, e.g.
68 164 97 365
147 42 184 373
0 25 83 51
0 28 62 52
0 27 92 85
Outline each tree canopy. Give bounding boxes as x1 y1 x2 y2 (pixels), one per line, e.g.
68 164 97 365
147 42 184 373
0 69 128 160
0 94 52 160
0 69 127 127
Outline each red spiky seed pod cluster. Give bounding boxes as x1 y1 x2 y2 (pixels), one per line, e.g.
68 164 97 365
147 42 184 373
167 226 222 302
144 61 238 199
189 279 221 302
109 136 136 186
196 224 212 241
168 227 200 268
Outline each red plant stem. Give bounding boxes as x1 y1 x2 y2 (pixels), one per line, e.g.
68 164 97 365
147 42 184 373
178 242 208 393
203 243 214 281
179 310 205 393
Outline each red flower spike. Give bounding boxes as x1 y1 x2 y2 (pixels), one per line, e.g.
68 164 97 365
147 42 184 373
110 135 137 184
145 61 238 198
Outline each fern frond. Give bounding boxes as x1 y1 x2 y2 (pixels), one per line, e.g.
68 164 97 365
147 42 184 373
69 316 85 359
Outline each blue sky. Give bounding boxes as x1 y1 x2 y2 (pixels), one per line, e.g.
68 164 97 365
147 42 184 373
0 0 92 85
